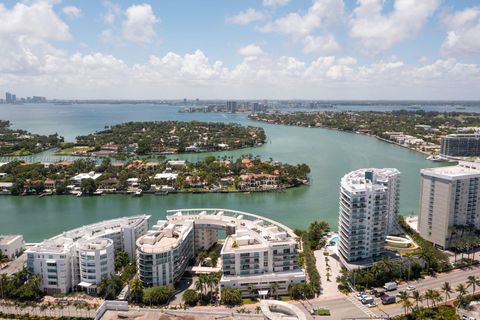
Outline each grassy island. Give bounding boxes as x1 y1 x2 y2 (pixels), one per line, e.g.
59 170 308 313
0 156 309 196
58 121 266 157
0 120 63 156
250 110 480 155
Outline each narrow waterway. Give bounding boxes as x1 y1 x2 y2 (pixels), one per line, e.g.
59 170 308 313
0 104 449 241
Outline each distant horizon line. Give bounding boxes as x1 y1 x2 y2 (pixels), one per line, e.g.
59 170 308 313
5 99 480 103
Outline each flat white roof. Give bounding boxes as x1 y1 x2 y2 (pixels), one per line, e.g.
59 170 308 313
422 163 480 179
0 235 22 245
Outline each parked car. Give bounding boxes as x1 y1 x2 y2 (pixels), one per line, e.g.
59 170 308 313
406 285 416 291
369 289 378 295
366 302 377 308
361 297 374 305
357 294 369 301
382 296 396 305
375 290 385 298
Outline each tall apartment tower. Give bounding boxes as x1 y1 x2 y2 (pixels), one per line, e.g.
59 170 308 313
226 101 237 113
418 162 480 249
441 134 480 157
338 168 400 264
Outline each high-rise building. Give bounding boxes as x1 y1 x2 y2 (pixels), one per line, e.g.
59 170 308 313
11 94 16 103
226 101 237 113
26 215 149 294
136 209 305 297
418 162 480 249
338 168 400 264
5 92 12 103
136 219 194 287
441 134 480 157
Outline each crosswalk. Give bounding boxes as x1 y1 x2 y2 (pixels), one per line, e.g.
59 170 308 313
347 295 378 318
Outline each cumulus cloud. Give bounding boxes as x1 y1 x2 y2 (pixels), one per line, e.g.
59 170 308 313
238 44 264 57
122 4 159 44
349 0 440 55
263 0 290 7
226 8 267 25
62 6 81 19
0 1 71 41
303 34 341 54
441 7 480 56
259 0 344 54
1 0 479 99
0 1 71 74
103 1 121 24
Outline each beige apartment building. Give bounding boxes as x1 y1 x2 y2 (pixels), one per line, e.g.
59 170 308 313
418 162 480 249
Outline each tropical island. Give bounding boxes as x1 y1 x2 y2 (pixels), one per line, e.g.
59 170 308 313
0 156 310 196
249 110 480 156
0 120 63 156
57 121 266 157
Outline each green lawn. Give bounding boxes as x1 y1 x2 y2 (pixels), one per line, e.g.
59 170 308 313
242 298 258 304
8 149 32 156
55 146 92 155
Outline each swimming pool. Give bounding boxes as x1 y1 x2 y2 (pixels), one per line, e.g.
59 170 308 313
327 235 339 245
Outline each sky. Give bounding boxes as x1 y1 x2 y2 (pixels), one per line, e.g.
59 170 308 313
1 0 480 100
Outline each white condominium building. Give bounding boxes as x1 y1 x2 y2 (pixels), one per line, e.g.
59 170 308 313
136 220 194 287
155 209 305 298
338 168 400 264
418 162 480 249
26 215 150 294
0 235 25 260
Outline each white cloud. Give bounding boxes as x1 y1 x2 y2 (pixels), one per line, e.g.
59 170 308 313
238 44 264 56
263 0 290 7
226 8 267 25
303 34 341 54
122 4 159 44
259 0 344 54
350 0 440 55
0 1 70 74
0 2 71 41
1 1 479 100
62 6 81 19
441 7 480 56
103 1 121 24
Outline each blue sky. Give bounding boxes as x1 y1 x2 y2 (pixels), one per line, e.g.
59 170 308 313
1 0 480 99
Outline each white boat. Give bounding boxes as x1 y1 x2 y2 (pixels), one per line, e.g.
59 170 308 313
133 190 143 197
427 155 449 162
76 192 83 197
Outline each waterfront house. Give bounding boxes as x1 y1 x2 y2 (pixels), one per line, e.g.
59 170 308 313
71 172 102 186
55 161 73 168
239 173 279 190
0 182 13 193
154 172 178 188
44 178 57 189
167 160 186 168
127 178 139 188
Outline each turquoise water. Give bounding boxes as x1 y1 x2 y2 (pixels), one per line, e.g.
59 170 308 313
0 104 450 242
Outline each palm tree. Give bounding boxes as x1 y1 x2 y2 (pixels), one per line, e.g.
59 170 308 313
457 283 468 297
431 290 442 307
402 299 413 316
467 276 480 295
456 282 468 310
247 284 256 298
0 273 7 299
441 281 453 302
424 289 434 307
411 290 423 309
195 276 204 297
271 282 279 299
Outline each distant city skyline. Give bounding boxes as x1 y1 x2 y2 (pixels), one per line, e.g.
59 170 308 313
1 0 480 100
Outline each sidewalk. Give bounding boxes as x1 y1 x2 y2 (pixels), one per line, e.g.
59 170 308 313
314 247 343 299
